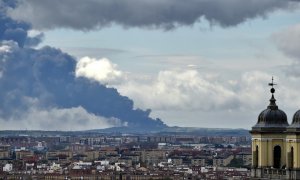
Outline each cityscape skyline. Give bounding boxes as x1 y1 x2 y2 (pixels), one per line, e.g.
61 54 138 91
1 0 300 130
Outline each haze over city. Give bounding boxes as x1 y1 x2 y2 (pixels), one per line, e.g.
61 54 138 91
1 0 300 130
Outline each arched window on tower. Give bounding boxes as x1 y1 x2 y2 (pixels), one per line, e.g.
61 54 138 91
253 145 259 168
288 147 294 169
273 145 281 169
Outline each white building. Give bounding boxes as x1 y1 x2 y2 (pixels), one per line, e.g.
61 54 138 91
3 164 13 172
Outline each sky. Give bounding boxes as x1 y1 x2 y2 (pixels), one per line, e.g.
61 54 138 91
1 0 300 130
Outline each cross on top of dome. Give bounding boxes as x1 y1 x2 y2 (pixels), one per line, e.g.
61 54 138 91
268 77 277 110
268 76 276 94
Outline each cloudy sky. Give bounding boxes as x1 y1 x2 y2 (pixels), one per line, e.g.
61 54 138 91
2 0 300 130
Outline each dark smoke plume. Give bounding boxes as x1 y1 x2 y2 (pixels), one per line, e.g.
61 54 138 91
0 1 166 130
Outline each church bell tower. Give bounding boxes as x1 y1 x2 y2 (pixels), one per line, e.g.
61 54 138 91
250 78 289 179
286 106 300 178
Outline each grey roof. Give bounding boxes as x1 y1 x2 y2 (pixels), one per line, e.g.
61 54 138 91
251 87 289 133
290 110 300 127
287 110 300 132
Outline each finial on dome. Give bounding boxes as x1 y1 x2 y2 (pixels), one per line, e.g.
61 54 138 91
268 76 276 94
268 76 277 110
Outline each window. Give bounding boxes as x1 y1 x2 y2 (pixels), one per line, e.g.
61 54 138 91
273 145 281 169
253 145 259 168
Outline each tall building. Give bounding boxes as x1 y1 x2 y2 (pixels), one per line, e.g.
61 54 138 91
250 78 300 179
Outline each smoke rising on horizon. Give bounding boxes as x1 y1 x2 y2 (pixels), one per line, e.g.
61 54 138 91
0 1 166 130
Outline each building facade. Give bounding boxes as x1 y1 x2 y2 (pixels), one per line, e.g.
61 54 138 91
250 78 300 179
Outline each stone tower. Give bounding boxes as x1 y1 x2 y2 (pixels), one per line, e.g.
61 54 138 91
250 78 289 179
250 78 300 179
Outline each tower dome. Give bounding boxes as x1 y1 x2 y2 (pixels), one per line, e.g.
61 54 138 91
252 78 289 131
289 110 300 128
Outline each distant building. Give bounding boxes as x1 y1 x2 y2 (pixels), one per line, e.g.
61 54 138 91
236 152 252 166
250 78 300 179
99 147 118 158
171 156 183 165
46 150 73 162
140 149 166 165
83 150 99 161
0 150 9 159
191 157 206 166
15 150 33 160
148 136 174 143
213 155 234 167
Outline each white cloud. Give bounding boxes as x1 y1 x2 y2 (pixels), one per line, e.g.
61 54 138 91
0 44 12 53
237 71 272 109
272 24 300 78
74 57 300 128
272 24 300 61
75 57 276 112
116 69 291 128
0 41 18 54
0 106 121 131
27 29 42 38
0 41 19 78
75 56 124 85
118 69 239 111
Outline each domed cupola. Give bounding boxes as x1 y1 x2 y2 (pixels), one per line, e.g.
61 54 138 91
288 110 300 131
252 77 289 132
292 110 300 125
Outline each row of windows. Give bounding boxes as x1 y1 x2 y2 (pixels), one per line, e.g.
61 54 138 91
253 145 294 169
